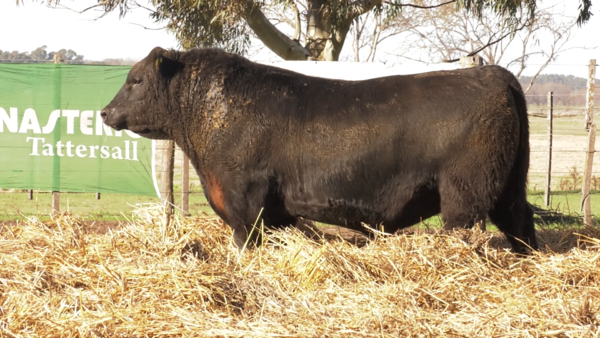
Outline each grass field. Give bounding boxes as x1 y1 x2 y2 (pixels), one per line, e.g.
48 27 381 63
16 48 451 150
1 189 597 227
528 112 588 137
0 191 213 221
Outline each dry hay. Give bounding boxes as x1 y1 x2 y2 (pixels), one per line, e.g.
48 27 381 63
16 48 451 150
1 205 600 337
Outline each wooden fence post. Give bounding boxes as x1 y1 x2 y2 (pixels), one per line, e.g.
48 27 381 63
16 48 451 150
161 140 175 215
582 126 596 224
182 152 190 216
52 191 60 214
581 59 596 225
584 59 596 131
460 55 483 68
52 54 61 214
544 91 553 207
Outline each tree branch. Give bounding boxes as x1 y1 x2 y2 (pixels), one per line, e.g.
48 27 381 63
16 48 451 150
442 18 533 63
131 1 156 13
130 22 166 30
346 0 384 21
292 1 301 41
242 0 310 60
55 3 104 14
384 0 457 10
366 12 381 62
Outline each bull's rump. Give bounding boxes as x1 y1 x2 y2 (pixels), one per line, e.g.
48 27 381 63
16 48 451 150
258 66 522 229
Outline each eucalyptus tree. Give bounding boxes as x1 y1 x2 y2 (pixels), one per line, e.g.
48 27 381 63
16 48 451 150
18 0 593 61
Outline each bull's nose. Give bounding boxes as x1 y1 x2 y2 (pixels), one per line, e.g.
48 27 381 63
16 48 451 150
100 109 109 121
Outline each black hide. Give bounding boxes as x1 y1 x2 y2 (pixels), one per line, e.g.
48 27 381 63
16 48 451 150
102 47 538 253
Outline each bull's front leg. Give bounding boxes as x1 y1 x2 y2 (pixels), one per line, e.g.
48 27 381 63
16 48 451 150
226 192 267 248
201 172 267 248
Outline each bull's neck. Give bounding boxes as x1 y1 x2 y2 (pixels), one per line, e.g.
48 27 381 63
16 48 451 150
163 98 207 169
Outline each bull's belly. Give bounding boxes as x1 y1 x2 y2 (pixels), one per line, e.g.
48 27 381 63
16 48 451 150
284 187 441 233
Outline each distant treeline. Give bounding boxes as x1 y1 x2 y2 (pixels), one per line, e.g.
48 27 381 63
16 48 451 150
0 46 137 65
520 74 588 91
519 74 588 107
0 46 84 63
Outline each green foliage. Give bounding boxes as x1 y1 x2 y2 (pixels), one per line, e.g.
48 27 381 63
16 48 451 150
576 0 593 26
458 0 536 20
148 0 252 53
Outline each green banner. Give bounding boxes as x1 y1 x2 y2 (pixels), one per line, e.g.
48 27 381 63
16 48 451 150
0 64 159 196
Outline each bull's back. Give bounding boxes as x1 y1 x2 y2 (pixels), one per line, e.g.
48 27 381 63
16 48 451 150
268 67 515 170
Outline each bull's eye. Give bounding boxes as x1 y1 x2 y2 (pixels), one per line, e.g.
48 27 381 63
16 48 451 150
133 78 143 86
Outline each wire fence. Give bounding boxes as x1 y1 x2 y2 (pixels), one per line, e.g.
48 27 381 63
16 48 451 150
526 89 596 197
148 98 599 200
1 61 596 217
4 102 596 198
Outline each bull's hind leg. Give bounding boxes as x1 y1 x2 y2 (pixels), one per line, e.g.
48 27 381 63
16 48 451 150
488 189 538 254
439 174 490 231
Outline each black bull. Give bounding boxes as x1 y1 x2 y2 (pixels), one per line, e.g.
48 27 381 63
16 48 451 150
102 47 538 253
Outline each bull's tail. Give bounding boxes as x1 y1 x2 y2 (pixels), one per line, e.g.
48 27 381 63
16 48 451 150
509 80 530 198
487 80 538 253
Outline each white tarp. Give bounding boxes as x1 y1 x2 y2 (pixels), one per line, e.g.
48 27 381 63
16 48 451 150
259 60 461 81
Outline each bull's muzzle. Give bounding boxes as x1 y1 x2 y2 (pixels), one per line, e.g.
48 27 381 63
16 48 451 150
100 108 110 123
101 107 127 130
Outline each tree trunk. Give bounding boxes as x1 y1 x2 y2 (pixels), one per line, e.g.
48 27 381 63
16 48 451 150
305 0 353 61
243 0 382 61
306 0 329 60
243 0 310 60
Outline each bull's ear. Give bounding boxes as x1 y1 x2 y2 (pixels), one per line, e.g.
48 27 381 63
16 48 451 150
149 47 184 79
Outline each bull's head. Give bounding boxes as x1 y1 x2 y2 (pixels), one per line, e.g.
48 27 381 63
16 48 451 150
101 47 183 139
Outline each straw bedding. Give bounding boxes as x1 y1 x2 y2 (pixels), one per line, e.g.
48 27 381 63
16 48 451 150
1 204 599 337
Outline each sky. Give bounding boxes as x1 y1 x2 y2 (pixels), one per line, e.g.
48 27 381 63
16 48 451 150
0 0 598 78
0 0 178 61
